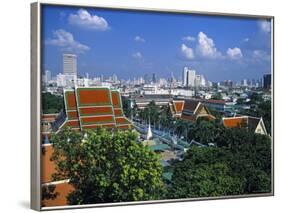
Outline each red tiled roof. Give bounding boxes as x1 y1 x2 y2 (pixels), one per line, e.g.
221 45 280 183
77 88 111 106
66 111 79 120
114 109 123 117
62 90 80 131
111 91 122 108
65 91 77 110
79 106 113 116
173 101 185 113
83 123 116 129
181 100 215 122
80 115 115 125
63 120 80 128
59 88 132 131
223 116 262 131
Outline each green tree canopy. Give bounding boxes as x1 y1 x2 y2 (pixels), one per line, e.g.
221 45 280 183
168 127 272 199
50 128 165 205
188 119 224 145
167 147 244 198
211 93 223 100
42 92 64 114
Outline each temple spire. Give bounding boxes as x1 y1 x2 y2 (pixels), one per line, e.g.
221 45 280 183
146 116 153 140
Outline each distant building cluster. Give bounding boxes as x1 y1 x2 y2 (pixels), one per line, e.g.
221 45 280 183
182 67 206 87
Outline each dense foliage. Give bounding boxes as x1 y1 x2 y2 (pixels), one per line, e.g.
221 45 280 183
211 93 223 100
168 148 244 198
167 124 272 198
50 128 165 205
245 100 271 134
240 92 272 134
42 92 64 114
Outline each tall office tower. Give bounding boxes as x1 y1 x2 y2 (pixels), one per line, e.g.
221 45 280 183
241 79 248 87
187 68 196 87
63 54 77 76
112 74 118 82
43 70 51 84
263 74 271 89
45 70 51 82
182 67 188 86
195 75 201 87
152 73 157 83
182 67 196 87
200 75 206 87
144 74 150 84
224 80 233 88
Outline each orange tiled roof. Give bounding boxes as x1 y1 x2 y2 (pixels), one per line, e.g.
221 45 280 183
181 101 215 122
173 100 184 113
61 90 80 130
59 88 132 131
77 88 111 106
223 117 246 128
223 116 262 131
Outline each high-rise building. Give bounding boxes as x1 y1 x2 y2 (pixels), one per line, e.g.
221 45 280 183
263 74 271 89
43 70 51 84
241 79 248 87
63 54 77 76
195 75 201 87
46 70 51 82
144 74 150 84
224 80 233 88
200 75 206 87
182 67 196 87
112 74 118 83
182 67 188 86
188 70 196 87
152 73 157 83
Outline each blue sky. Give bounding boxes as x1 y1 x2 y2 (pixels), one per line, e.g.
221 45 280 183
42 5 272 82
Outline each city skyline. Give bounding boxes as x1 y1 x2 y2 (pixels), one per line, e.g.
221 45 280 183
42 5 272 81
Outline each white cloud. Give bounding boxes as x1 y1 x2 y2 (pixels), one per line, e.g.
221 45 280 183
252 50 270 61
196 32 221 59
227 47 243 59
135 36 145 43
69 9 109 31
181 44 194 59
182 36 196 42
46 29 90 53
132 52 143 59
258 20 271 33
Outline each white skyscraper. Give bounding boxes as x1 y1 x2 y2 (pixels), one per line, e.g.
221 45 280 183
182 67 196 87
63 54 77 75
43 70 51 84
182 67 188 86
195 75 201 87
